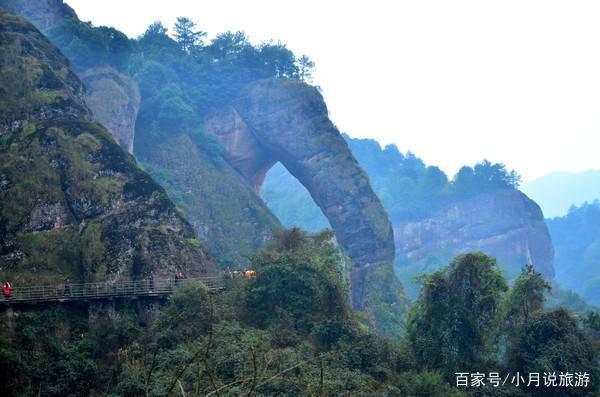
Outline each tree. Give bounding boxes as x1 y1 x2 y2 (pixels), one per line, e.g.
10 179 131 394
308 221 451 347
296 55 315 82
505 264 551 327
507 309 599 397
259 42 298 78
207 31 251 59
246 228 350 339
453 160 521 194
407 253 508 374
174 17 206 52
143 21 168 37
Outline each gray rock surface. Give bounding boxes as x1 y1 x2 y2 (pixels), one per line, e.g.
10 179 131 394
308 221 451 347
81 68 140 153
395 189 555 281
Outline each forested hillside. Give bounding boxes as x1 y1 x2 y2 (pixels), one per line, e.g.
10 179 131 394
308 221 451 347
3 227 598 395
45 11 303 266
0 9 215 286
547 201 600 306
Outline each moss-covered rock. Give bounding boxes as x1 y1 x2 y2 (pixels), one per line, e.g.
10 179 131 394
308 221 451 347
0 10 216 284
137 134 280 268
0 0 76 33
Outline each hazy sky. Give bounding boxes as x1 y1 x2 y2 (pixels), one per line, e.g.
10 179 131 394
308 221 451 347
68 0 600 181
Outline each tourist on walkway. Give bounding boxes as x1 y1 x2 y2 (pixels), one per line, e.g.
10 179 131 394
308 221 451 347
148 272 154 292
3 282 11 300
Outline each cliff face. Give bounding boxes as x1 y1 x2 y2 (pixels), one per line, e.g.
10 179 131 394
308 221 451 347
0 11 216 284
394 189 554 296
0 0 75 32
80 68 140 153
208 79 396 271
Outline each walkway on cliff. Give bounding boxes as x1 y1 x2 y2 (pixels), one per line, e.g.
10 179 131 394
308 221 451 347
1 276 221 305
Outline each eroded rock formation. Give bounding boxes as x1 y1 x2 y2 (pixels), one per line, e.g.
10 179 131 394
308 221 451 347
395 189 555 281
205 79 404 314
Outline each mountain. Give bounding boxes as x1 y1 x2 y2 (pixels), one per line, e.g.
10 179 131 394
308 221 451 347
546 201 600 305
1 0 406 334
521 170 600 218
0 6 598 397
0 0 288 267
262 136 555 298
0 9 216 285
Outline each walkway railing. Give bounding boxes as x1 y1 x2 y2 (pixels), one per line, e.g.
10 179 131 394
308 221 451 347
1 276 221 304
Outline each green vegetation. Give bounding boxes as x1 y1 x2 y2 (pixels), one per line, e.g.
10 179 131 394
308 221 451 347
42 15 315 154
139 136 280 268
2 232 597 396
406 253 599 395
408 253 508 373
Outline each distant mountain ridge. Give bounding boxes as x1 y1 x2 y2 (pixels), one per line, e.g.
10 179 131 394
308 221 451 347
522 170 600 218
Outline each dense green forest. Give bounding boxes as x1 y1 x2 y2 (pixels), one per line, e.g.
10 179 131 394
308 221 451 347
547 201 600 306
346 136 521 222
2 229 598 396
45 16 312 156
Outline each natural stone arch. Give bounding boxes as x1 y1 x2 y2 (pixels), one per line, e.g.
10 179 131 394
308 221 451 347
205 78 404 314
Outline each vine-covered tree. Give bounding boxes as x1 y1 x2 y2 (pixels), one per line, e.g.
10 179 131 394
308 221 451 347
507 309 599 397
407 253 508 375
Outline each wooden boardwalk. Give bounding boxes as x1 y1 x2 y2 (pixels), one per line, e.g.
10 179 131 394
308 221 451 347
1 276 221 304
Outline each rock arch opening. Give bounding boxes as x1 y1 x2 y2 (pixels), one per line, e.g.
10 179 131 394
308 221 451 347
204 78 401 313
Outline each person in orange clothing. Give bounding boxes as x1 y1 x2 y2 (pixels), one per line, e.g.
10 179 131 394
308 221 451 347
245 270 256 280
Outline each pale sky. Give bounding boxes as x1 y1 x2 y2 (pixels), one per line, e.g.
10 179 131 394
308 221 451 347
68 0 600 182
